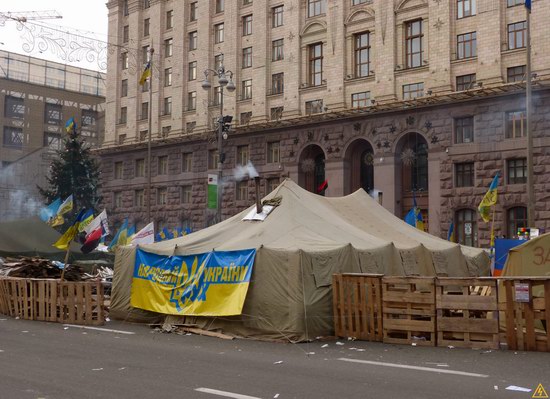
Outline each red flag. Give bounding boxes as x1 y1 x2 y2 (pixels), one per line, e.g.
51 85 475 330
317 180 328 194
80 226 103 254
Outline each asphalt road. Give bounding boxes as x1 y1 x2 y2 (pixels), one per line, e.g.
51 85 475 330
0 317 548 399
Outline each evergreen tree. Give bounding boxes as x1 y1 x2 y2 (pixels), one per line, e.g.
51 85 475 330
39 126 101 213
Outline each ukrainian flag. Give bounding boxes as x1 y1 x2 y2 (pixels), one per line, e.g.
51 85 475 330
404 194 425 231
52 210 85 250
57 195 74 216
478 173 499 222
65 117 76 134
77 209 94 233
447 221 455 242
108 218 129 252
139 61 151 85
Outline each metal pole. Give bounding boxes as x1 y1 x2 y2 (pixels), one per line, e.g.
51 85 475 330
146 48 154 223
217 84 224 223
526 11 534 227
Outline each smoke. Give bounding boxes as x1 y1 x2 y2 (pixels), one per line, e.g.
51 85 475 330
8 189 43 220
233 161 259 181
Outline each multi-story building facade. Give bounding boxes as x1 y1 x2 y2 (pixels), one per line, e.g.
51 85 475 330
100 0 550 247
0 50 105 221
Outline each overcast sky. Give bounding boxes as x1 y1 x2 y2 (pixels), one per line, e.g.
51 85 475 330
1 0 108 70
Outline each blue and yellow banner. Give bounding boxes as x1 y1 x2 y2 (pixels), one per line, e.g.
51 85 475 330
131 248 256 316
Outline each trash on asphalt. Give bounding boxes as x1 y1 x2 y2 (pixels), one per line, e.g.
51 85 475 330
273 361 283 364
505 386 531 392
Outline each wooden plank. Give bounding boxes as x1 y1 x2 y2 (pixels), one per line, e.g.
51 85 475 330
375 278 383 342
545 281 550 352
345 278 353 338
352 279 360 338
49 280 57 322
383 319 434 331
437 318 498 334
524 282 536 351
332 275 341 337
75 283 84 324
96 281 105 325
505 281 517 350
360 277 368 340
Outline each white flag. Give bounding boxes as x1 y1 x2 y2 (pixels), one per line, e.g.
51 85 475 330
131 222 155 245
84 209 110 236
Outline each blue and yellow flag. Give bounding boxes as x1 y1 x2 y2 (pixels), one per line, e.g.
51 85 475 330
108 218 128 252
447 221 455 242
525 0 531 10
404 193 424 231
131 249 256 316
139 61 151 85
39 198 61 223
52 210 84 250
478 173 499 222
77 209 94 233
65 117 76 134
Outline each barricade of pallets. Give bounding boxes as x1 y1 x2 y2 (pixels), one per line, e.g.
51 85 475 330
0 277 105 326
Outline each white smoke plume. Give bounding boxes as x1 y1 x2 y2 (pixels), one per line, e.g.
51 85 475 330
234 161 259 181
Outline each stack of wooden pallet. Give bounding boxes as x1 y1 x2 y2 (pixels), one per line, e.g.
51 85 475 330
0 257 85 281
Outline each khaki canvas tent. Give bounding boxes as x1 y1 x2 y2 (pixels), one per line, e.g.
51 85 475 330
111 179 489 341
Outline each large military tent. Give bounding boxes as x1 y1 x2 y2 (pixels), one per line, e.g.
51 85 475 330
111 179 489 341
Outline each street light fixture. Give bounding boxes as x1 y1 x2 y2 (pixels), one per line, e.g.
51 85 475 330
201 63 235 224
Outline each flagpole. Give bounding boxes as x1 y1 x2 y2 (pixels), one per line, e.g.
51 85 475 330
146 48 154 223
526 6 535 227
60 248 70 281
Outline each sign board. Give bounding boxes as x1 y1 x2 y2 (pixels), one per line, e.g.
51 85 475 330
464 222 472 235
514 282 530 303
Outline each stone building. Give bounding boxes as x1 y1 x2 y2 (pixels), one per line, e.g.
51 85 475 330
0 50 105 221
99 0 550 246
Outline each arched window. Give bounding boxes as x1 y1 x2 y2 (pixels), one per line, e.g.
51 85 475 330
456 209 477 247
507 206 527 239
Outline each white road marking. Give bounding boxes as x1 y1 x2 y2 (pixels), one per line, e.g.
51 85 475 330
338 358 489 378
63 325 135 335
195 388 262 399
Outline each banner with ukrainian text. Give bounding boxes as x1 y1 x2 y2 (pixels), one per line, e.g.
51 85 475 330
131 248 256 316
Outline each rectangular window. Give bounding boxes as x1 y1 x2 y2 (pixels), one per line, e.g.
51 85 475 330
82 109 97 127
308 0 326 17
271 73 284 94
121 52 128 69
215 23 224 44
214 54 224 71
208 149 219 169
123 25 129 43
189 31 198 50
188 61 197 81
236 181 248 201
135 159 146 177
186 121 196 133
190 2 198 21
164 68 172 87
212 86 221 106
164 38 173 57
456 74 476 91
507 65 526 83
508 21 526 50
354 32 371 78
272 39 284 61
309 43 323 86
141 102 149 120
166 10 173 29
142 45 150 64
507 158 527 184
236 145 249 166
144 18 150 37
457 32 477 59
406 20 424 68
267 141 280 163
181 185 192 204
305 99 323 115
267 177 280 193
121 79 128 96
44 103 62 124
353 0 369 4
243 0 252 5
158 155 168 175
242 47 252 68
163 97 172 116
139 130 148 141
272 6 284 28
161 126 171 138
182 153 192 172
143 0 150 9
507 0 525 6
187 91 197 111
123 0 129 16
455 162 474 187
157 187 168 205
242 79 252 100
119 107 127 124
506 110 526 138
44 132 61 151
243 15 252 36
4 96 25 119
457 0 476 18
114 192 123 209
240 112 252 125
270 106 284 121
352 91 370 108
455 116 474 143
216 0 224 13
135 190 145 207
403 82 424 100
114 161 124 179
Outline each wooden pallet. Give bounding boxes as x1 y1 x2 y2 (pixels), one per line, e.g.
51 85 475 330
333 274 383 342
436 278 499 349
382 277 436 346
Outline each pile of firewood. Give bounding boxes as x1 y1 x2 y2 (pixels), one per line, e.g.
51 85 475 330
0 257 86 281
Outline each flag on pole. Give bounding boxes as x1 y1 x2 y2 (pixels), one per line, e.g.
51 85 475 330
478 173 499 222
84 209 110 236
65 117 76 134
447 221 455 242
126 225 136 245
130 222 155 245
81 225 105 254
404 193 425 231
317 180 328 194
139 61 151 85
525 0 531 10
57 195 74 216
77 209 94 233
108 219 129 252
52 210 85 250
39 198 61 222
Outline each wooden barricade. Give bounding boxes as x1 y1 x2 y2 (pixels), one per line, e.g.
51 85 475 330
436 278 499 349
333 273 383 341
502 278 550 352
382 277 436 346
0 278 105 326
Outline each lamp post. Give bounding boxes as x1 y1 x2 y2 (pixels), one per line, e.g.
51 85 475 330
201 63 235 223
